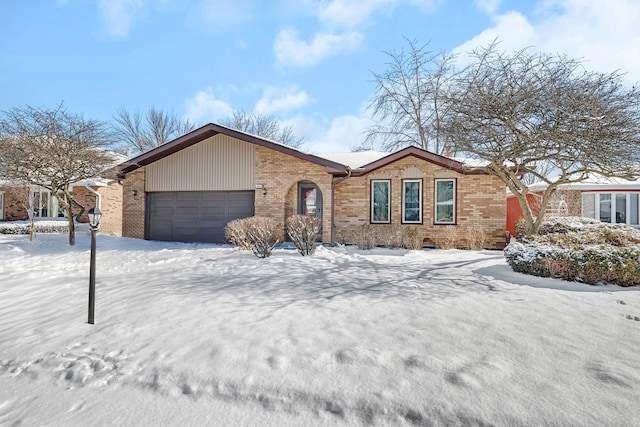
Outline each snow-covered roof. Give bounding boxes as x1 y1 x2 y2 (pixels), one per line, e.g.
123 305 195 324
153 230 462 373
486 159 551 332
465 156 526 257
527 173 640 192
319 151 390 169
70 178 113 188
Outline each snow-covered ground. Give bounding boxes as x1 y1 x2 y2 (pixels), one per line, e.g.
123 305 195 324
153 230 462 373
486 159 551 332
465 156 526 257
1 233 639 426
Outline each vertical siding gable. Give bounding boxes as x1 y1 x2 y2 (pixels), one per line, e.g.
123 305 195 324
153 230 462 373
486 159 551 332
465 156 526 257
146 134 255 191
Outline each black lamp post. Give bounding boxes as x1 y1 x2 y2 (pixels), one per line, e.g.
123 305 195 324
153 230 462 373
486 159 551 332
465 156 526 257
87 207 102 325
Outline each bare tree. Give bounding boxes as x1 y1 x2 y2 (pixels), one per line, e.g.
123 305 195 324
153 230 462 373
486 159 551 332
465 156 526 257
220 109 304 148
366 38 457 154
112 106 195 155
442 42 640 234
0 103 116 245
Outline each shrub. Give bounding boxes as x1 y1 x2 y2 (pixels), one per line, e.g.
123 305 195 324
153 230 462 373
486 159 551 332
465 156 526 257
353 224 374 250
225 216 279 258
403 227 424 250
504 218 640 286
286 214 321 256
466 228 488 250
224 218 251 250
374 224 405 248
435 229 457 249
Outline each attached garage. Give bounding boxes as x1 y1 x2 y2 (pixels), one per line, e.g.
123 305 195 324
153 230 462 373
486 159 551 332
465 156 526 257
147 191 254 243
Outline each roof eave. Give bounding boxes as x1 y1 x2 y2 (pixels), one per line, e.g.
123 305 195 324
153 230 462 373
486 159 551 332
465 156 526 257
117 123 350 176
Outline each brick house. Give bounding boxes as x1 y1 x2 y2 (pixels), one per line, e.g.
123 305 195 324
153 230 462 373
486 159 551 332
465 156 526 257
117 123 507 249
506 174 640 235
0 179 123 236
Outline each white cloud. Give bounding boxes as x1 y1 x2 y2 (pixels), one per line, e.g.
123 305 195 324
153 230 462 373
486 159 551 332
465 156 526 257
187 0 257 29
254 85 313 114
456 0 640 84
474 0 502 15
288 113 373 154
316 0 440 28
317 0 393 28
453 11 538 59
98 0 145 38
184 87 233 124
274 29 364 67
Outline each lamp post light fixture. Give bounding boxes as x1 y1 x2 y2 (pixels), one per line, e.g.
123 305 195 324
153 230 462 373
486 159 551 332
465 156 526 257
87 207 102 325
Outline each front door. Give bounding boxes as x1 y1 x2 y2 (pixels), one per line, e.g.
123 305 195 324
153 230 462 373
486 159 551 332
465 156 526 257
298 182 322 219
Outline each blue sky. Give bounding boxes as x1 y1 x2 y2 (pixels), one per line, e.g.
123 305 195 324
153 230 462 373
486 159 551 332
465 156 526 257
2 0 640 153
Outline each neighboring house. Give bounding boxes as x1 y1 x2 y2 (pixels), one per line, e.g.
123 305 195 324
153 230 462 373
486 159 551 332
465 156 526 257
506 174 640 235
117 123 507 249
0 179 123 236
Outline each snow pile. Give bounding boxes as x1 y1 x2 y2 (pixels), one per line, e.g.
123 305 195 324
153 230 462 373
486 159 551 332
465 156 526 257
505 217 640 286
1 234 639 425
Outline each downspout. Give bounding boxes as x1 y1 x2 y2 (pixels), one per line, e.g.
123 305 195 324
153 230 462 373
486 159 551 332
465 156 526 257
330 168 352 245
85 183 102 211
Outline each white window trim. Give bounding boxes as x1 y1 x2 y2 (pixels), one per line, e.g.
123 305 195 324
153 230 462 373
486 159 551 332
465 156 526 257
434 178 457 225
370 179 391 224
402 179 423 224
581 191 640 227
31 188 61 218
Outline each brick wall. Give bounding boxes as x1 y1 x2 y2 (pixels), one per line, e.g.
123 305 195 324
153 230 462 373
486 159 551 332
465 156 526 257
71 186 98 223
1 186 30 220
122 168 146 239
254 146 334 243
98 182 123 236
334 155 507 249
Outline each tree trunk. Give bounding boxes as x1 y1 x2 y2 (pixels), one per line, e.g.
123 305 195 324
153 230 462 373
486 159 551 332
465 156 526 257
67 212 75 246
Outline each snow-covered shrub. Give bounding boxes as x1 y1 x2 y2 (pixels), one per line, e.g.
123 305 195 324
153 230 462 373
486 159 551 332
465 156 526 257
225 216 279 258
286 214 321 256
505 217 640 286
0 220 70 235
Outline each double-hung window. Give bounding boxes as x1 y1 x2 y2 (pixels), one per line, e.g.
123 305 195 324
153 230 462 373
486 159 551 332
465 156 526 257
402 179 422 224
434 179 456 224
370 180 391 223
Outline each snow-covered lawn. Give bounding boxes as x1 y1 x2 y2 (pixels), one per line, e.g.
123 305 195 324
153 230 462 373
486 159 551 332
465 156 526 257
1 234 639 426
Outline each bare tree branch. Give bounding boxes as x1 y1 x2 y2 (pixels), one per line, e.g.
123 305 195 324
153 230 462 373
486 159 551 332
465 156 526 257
112 107 195 155
441 42 640 234
0 102 116 245
366 37 458 154
219 109 305 149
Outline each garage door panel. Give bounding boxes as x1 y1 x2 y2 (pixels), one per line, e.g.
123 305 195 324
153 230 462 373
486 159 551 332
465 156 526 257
176 193 200 201
201 207 225 216
201 193 227 202
151 209 174 221
148 191 254 243
176 207 199 216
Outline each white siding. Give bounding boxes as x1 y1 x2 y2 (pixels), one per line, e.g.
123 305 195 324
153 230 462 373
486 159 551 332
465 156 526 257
146 135 255 191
